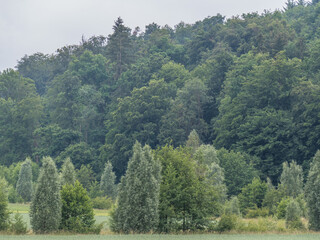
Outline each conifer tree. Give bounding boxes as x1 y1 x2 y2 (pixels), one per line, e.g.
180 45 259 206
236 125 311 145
100 161 117 200
111 142 161 233
280 161 303 198
0 178 10 231
16 157 33 202
60 157 76 186
285 198 303 229
305 150 320 231
107 17 133 81
30 157 61 233
186 129 201 154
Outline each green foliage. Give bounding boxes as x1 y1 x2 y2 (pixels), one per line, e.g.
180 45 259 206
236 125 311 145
262 184 286 215
0 178 10 231
224 196 241 216
16 158 33 202
112 142 161 233
60 157 76 186
279 161 304 198
285 198 304 230
100 161 117 200
214 52 303 181
17 53 55 96
0 70 42 165
103 78 173 178
60 180 96 233
156 145 220 232
91 196 113 209
305 150 320 231
107 17 133 80
158 78 210 147
33 124 81 161
238 178 268 214
9 213 28 234
217 214 238 233
246 207 269 218
185 129 202 154
217 148 259 196
277 197 290 219
8 186 23 203
76 165 95 191
30 156 61 233
56 142 97 171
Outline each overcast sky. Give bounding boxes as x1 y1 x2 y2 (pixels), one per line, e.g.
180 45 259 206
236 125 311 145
0 0 287 71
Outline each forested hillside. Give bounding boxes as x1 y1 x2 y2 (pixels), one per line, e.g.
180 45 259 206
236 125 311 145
1 1 320 188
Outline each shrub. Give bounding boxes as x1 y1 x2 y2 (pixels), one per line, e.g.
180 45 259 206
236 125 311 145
224 196 241 216
276 197 290 219
9 213 27 234
285 198 304 230
91 196 113 209
60 180 97 233
217 214 238 232
246 207 269 218
7 186 23 203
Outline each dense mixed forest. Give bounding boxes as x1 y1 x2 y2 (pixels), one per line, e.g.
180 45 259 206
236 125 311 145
2 1 320 232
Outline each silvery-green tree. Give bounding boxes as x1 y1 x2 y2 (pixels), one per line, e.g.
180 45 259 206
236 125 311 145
111 141 161 233
60 157 76 186
186 129 201 154
16 157 33 202
30 156 61 233
100 161 117 200
280 161 303 198
285 198 303 229
305 150 320 231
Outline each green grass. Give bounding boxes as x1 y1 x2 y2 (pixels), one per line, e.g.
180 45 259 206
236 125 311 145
5 204 320 239
8 203 30 213
0 234 320 240
8 203 110 231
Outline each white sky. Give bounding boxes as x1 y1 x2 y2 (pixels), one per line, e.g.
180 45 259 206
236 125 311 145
0 0 287 71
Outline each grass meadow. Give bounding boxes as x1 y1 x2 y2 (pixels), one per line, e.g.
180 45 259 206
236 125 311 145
5 204 320 239
0 234 320 240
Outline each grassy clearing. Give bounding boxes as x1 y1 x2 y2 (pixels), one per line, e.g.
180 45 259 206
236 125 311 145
0 234 320 240
8 203 110 216
8 203 110 231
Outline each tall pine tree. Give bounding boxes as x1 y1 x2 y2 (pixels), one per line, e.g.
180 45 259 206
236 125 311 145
16 157 33 202
100 161 117 200
111 142 161 233
305 150 320 231
60 157 76 186
30 157 61 233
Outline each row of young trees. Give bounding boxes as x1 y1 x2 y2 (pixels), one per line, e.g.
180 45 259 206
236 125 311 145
1 130 320 233
109 132 320 232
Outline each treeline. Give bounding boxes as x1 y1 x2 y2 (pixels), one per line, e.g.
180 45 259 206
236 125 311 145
1 0 320 229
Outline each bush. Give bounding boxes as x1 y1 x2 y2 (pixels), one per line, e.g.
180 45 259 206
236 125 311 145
216 214 238 232
285 198 305 230
224 196 241 216
61 180 97 233
246 207 269 218
7 186 23 203
9 213 27 234
91 196 113 209
277 197 290 219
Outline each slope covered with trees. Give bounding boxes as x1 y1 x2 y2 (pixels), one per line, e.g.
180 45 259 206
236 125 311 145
1 0 320 233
